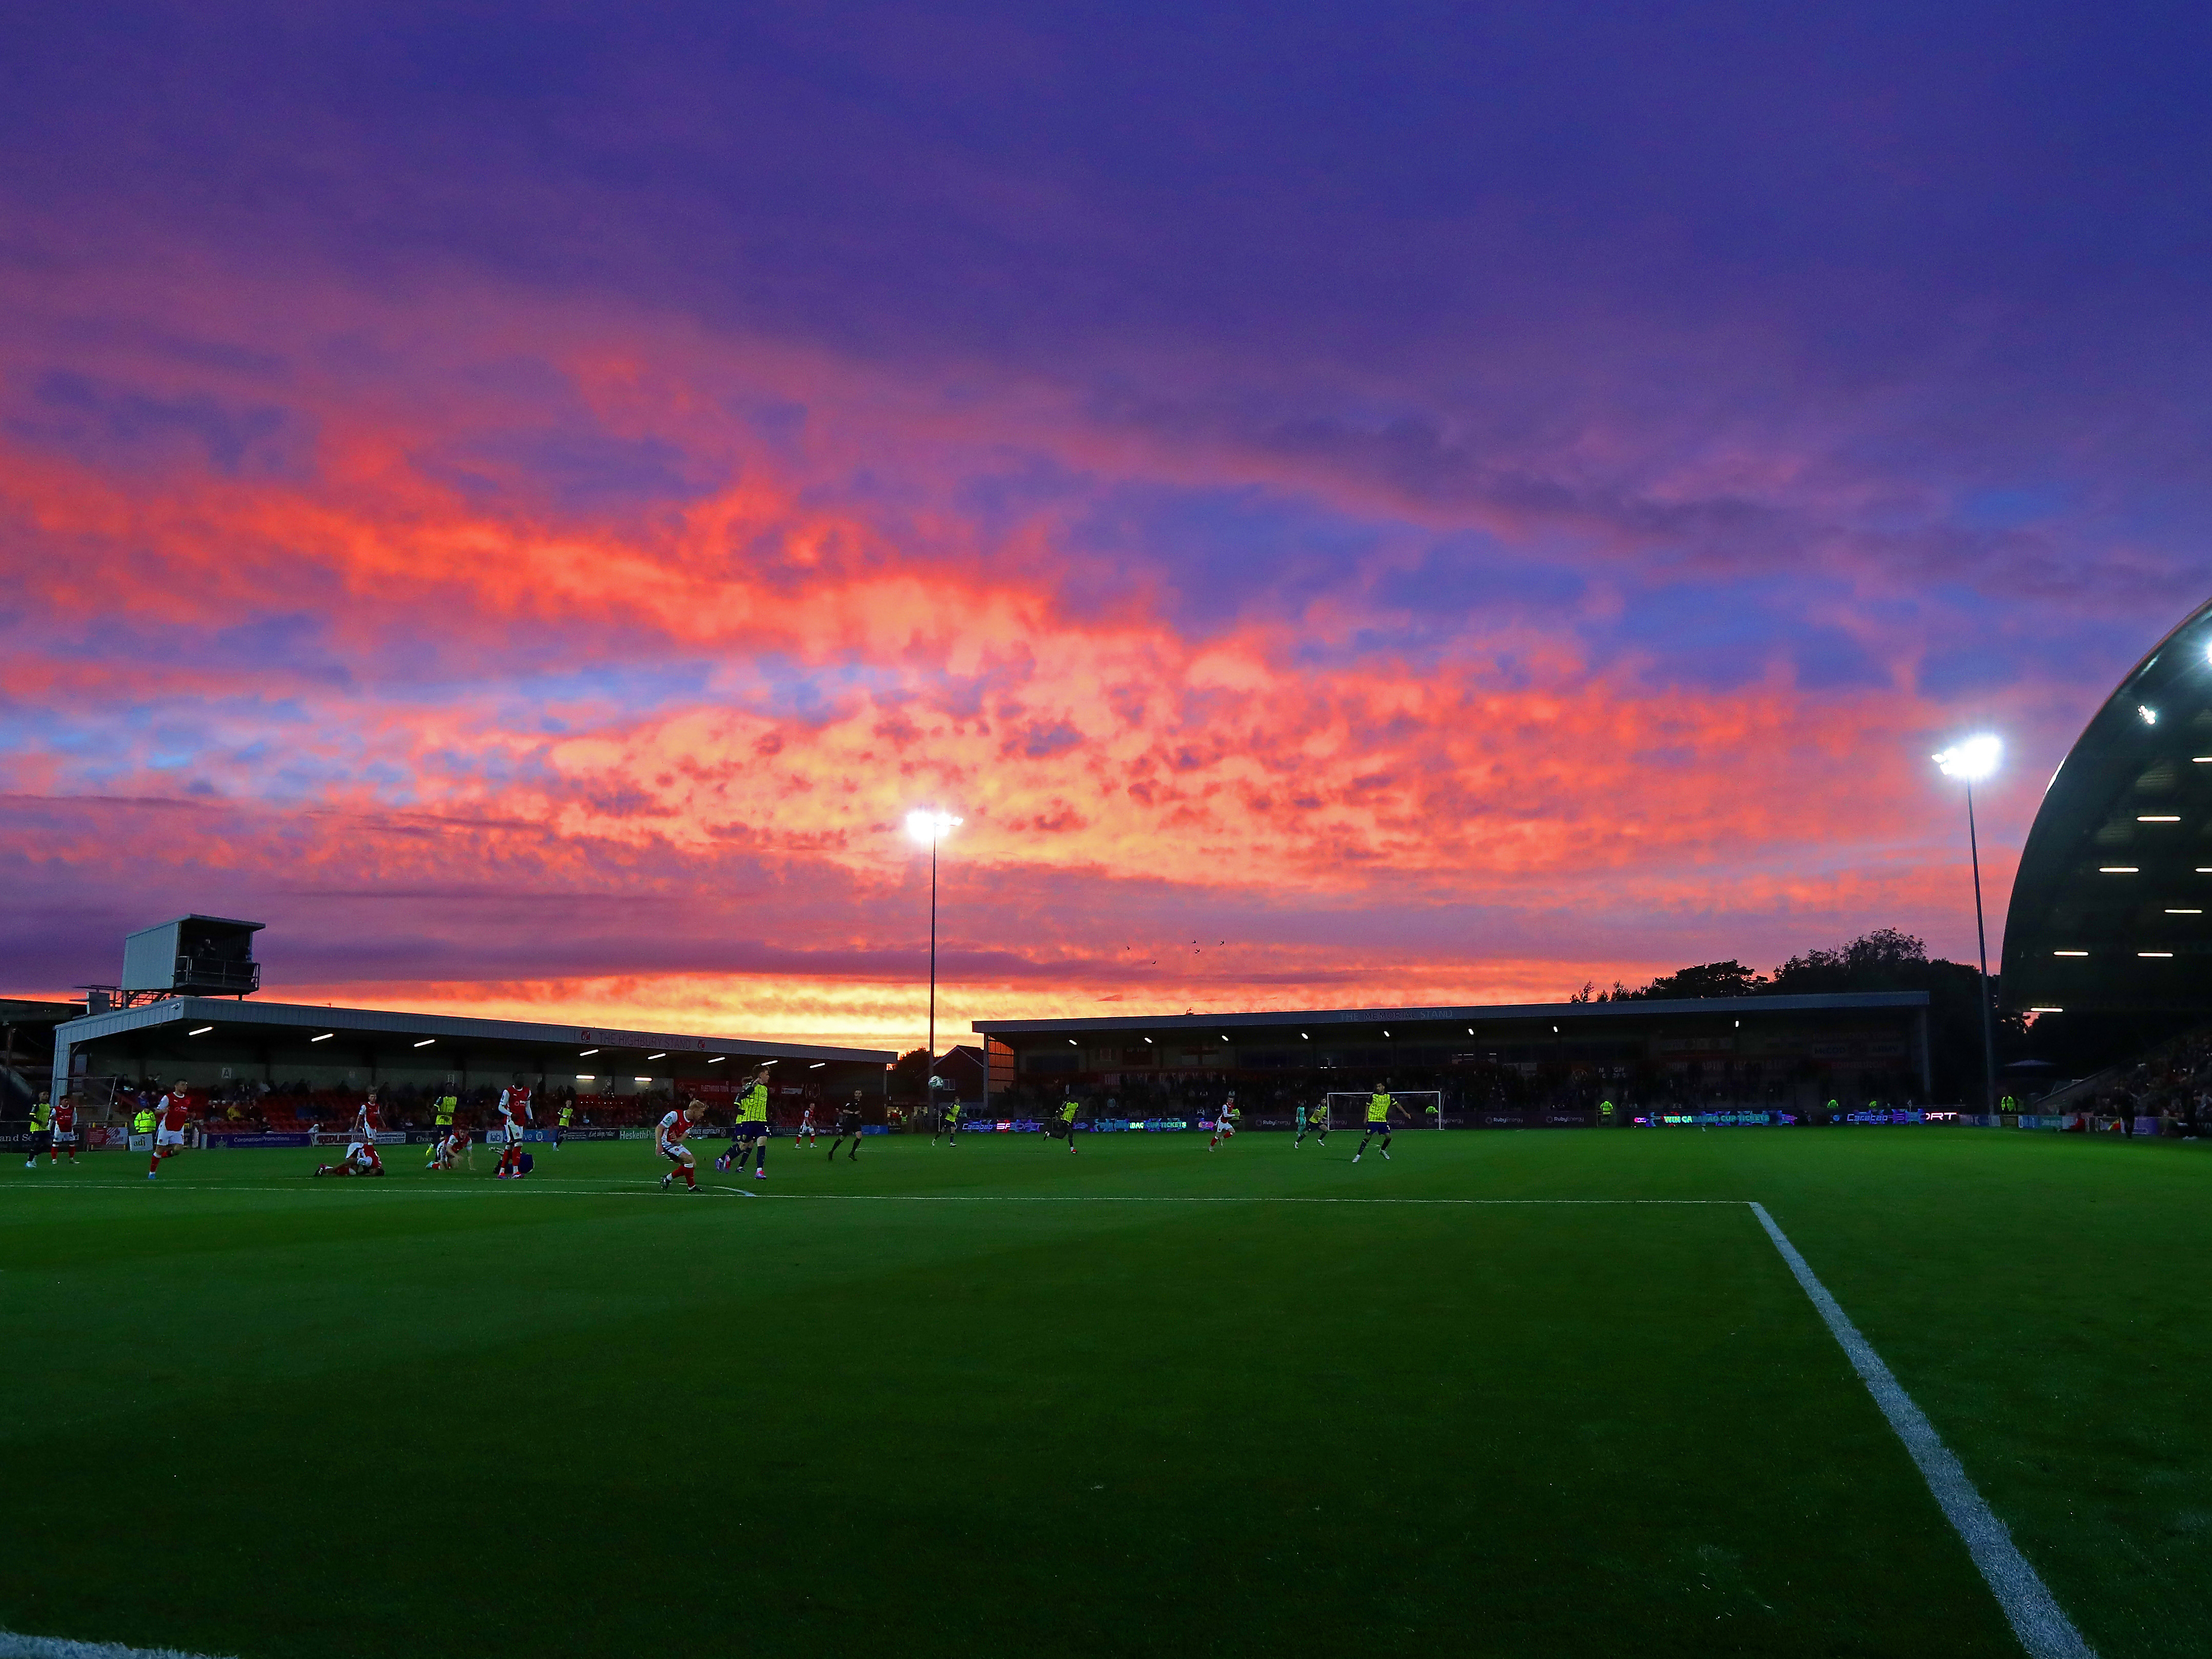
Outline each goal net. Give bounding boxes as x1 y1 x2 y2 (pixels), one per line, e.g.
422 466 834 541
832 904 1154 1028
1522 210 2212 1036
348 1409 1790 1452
1321 1091 1444 1130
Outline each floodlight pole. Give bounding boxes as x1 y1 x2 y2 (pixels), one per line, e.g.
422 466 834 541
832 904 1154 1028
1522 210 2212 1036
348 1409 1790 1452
927 829 939 1092
1965 780 1998 1116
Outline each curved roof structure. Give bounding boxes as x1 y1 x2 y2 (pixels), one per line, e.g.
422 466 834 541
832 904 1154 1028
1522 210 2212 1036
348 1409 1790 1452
2002 596 2212 1012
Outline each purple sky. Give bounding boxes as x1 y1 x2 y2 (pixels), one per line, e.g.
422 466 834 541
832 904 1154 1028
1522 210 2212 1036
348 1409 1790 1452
4 2 2210 1044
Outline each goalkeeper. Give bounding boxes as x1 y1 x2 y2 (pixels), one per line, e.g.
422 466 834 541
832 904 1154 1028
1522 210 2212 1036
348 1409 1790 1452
1294 1095 1330 1149
1352 1084 1401 1164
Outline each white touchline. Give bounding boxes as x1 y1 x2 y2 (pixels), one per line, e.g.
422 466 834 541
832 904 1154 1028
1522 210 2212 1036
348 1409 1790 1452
0 1632 236 1659
1749 1203 2095 1659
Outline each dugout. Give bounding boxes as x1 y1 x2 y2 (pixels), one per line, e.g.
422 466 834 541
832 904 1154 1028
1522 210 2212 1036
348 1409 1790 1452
50 997 892 1135
972 993 1932 1124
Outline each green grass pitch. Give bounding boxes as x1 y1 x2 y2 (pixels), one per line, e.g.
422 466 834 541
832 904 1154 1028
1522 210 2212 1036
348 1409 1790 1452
5 1127 2208 1657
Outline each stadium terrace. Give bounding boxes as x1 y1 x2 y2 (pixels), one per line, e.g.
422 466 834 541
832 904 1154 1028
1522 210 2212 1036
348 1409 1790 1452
972 992 1931 1126
49 995 892 1138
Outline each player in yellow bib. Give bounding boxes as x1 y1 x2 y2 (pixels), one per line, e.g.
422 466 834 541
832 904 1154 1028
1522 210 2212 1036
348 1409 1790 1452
1353 1085 1399 1163
1055 1088 1081 1154
1294 1096 1330 1149
715 1069 773 1180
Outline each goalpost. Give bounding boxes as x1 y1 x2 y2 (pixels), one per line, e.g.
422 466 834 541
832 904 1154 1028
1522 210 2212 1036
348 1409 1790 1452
1322 1090 1445 1131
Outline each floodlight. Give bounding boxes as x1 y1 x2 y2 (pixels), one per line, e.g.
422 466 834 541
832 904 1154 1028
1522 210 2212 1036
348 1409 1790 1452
1932 734 2002 782
647 1052 666 1059
189 1026 214 1036
311 1032 334 1043
579 1048 599 1056
906 809 963 845
413 1038 435 1048
2140 705 2159 725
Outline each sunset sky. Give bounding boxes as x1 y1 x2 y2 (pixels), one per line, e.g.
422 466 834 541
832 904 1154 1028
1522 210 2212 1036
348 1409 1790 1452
6 3 2211 1047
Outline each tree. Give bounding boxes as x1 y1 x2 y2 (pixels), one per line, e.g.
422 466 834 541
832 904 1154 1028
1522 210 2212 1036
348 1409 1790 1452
1620 960 1766 1000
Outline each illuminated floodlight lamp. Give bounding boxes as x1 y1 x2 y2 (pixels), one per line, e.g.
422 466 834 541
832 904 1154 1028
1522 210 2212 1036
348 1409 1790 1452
1143 1037 1154 1044
2140 815 2181 823
2140 951 2175 958
311 1032 335 1043
2054 950 2088 957
647 1052 666 1059
579 1048 599 1056
413 1039 435 1048
2140 705 2159 725
906 809 963 845
2168 909 2203 915
707 1055 726 1065
2100 866 2139 873
810 1062 826 1069
1931 734 2002 781
189 1026 214 1036
2029 1006 2064 1013
1068 1039 1078 1046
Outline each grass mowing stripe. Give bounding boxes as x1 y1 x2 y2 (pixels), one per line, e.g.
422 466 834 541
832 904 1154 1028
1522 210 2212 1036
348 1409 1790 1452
1750 1201 2096 1659
0 1632 234 1659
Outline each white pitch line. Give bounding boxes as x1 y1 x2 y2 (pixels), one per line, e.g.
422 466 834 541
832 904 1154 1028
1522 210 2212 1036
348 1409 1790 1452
1749 1202 2094 1659
0 1632 235 1659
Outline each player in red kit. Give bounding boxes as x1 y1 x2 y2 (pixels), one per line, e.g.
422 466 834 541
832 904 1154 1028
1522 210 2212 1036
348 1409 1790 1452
425 1125 471 1171
149 1080 193 1179
316 1088 387 1177
49 1094 80 1165
657 1098 706 1192
495 1080 534 1179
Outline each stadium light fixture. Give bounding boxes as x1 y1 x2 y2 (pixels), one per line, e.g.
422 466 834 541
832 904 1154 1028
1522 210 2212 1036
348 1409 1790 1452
1931 734 2004 1114
311 1032 334 1043
1143 1037 1154 1044
2100 866 2139 873
2140 815 2181 823
647 1052 666 1059
907 808 962 1088
1068 1039 1078 1046
2029 1006 2064 1013
708 1055 726 1064
634 1076 652 1083
579 1048 599 1056
413 1039 435 1048
2140 951 2174 958
2054 950 2088 957
2140 705 2159 724
2168 909 2203 915
809 1062 826 1069
189 1026 214 1036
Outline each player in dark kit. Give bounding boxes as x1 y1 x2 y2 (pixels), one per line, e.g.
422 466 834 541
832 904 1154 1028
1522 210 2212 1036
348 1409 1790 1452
715 1068 773 1180
1294 1097 1330 1149
828 1092 866 1161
